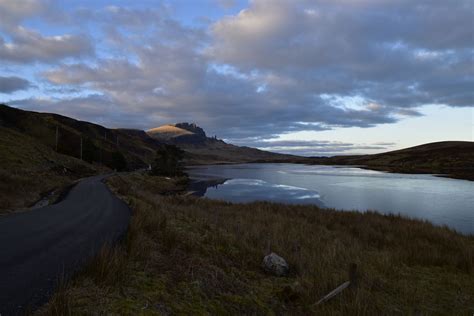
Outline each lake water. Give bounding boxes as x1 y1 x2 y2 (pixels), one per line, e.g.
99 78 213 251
187 163 474 234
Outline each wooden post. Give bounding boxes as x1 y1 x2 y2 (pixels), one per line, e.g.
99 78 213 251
55 126 59 152
349 263 358 288
314 263 358 306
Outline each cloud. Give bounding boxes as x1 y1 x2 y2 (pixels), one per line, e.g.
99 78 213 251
0 28 93 64
9 94 155 129
0 1 93 64
40 3 403 140
0 0 50 29
0 76 31 93
3 1 473 149
209 0 474 110
230 138 396 156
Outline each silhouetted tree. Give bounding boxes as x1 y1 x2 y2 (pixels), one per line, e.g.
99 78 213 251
151 145 185 177
109 151 128 171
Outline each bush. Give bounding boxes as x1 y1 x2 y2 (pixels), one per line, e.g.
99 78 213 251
151 145 185 177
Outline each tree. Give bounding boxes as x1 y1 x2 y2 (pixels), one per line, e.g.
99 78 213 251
109 151 127 171
151 145 185 177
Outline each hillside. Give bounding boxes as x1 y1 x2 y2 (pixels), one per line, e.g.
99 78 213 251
313 141 474 180
0 104 162 170
0 104 164 212
147 123 303 164
147 125 194 141
0 126 103 212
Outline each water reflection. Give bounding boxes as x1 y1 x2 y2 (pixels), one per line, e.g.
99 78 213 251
187 178 228 197
189 178 325 207
187 163 474 234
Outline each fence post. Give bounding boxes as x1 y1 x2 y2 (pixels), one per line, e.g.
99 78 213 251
55 126 59 152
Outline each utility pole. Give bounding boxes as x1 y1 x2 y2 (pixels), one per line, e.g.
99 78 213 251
55 126 59 152
105 131 107 141
116 135 119 147
80 137 83 160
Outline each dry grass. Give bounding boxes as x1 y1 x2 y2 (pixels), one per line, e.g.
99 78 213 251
38 173 474 315
147 125 194 139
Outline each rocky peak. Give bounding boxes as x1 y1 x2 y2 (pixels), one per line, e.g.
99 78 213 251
174 122 206 137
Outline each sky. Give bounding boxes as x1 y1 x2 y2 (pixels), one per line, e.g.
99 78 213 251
0 0 473 156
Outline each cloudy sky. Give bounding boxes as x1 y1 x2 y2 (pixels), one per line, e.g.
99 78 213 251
0 0 472 156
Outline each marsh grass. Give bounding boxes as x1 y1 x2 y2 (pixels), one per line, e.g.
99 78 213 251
38 173 474 315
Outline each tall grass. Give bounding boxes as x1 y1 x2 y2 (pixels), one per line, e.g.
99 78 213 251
39 173 474 315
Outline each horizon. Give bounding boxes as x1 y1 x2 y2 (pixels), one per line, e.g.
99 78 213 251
0 0 473 156
2 102 471 158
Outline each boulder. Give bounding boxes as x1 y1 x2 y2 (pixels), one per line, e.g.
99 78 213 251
262 252 289 276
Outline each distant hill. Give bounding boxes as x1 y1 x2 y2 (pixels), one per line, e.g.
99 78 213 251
147 123 302 164
147 123 207 144
312 141 474 180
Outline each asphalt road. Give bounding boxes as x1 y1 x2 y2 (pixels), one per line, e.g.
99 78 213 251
0 175 131 315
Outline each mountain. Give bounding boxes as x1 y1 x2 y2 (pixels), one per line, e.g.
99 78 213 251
146 123 302 164
312 141 474 180
147 123 206 144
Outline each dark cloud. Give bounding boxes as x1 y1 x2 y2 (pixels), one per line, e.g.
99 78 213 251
209 0 473 111
0 76 30 93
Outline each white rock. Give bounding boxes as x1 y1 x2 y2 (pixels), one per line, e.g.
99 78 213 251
262 252 289 276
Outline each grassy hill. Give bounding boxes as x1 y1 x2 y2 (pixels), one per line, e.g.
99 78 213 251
313 141 474 180
0 104 164 212
0 126 103 212
0 104 163 170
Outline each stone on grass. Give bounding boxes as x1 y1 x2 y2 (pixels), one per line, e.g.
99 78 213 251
262 252 289 276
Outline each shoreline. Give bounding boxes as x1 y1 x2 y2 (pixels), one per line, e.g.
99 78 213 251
186 160 474 181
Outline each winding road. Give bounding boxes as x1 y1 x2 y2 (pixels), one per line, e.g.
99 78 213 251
0 175 131 315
